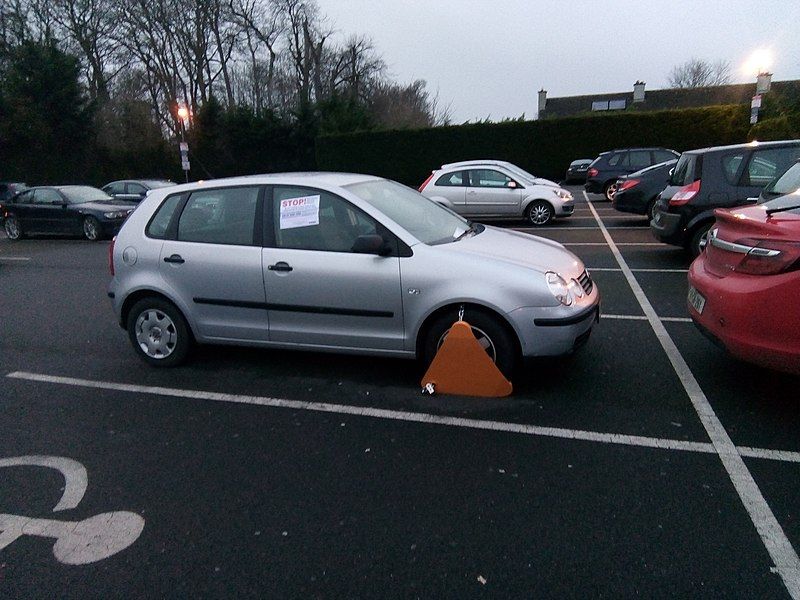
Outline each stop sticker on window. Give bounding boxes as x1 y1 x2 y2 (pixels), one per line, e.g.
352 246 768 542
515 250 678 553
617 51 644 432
279 195 320 229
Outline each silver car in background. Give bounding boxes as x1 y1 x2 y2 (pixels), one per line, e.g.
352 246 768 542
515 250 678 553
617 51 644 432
108 173 599 374
419 159 574 226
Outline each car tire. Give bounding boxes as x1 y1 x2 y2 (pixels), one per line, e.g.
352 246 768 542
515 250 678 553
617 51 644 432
423 308 518 379
4 214 24 240
646 199 657 222
688 222 713 258
603 181 618 201
526 200 554 226
83 216 102 241
127 297 191 367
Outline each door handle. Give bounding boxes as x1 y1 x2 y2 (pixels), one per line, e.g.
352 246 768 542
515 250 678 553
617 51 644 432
163 254 185 264
268 261 293 272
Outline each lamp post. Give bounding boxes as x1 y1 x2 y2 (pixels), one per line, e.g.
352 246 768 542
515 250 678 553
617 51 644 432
176 105 191 182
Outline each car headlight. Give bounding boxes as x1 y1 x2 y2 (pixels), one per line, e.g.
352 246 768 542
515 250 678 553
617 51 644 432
553 189 573 200
545 271 573 306
103 210 129 219
568 278 585 298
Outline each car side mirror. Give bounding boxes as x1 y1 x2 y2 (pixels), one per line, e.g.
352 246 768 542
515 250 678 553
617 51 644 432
507 181 518 189
352 234 391 256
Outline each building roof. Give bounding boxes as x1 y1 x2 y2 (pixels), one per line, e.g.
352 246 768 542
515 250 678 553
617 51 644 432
539 80 800 119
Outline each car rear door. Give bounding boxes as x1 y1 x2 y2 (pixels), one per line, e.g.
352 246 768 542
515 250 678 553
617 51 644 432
261 185 405 351
465 169 522 216
158 185 269 342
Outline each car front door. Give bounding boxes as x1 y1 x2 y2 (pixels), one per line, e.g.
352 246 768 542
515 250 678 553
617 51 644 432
465 169 522 216
158 185 269 342
261 185 405 351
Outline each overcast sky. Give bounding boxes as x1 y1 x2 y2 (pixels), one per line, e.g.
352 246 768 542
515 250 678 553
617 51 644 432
316 0 800 122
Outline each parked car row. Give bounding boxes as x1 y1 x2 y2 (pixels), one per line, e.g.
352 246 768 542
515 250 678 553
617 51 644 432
2 179 175 241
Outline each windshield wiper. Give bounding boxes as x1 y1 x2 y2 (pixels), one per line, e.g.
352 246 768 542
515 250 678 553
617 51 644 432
454 221 478 241
766 203 800 215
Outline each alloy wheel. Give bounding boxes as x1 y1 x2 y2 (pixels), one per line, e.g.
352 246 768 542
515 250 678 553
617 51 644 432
135 309 178 359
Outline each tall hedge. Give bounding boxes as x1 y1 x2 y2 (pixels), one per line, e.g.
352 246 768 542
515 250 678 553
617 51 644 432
315 104 751 186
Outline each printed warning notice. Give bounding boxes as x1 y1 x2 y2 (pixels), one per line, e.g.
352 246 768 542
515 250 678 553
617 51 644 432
279 195 320 229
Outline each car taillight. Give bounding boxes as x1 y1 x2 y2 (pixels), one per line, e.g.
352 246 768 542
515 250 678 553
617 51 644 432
587 168 599 178
669 180 700 206
108 236 116 276
618 179 640 191
418 173 434 192
734 239 800 275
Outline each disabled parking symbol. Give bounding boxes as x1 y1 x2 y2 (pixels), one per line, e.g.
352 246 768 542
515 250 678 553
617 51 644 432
0 455 144 565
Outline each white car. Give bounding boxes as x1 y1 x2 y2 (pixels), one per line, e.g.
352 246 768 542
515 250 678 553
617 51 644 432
419 160 574 226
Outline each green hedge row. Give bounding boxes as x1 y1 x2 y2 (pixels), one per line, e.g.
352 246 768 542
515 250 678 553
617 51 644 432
316 104 751 186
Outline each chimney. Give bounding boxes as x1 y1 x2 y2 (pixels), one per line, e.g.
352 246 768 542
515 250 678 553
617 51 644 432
756 72 772 94
537 89 547 114
633 80 646 103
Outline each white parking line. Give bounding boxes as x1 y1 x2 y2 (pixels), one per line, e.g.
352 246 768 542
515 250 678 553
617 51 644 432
584 191 800 597
564 242 662 246
0 257 31 261
588 268 689 273
514 226 650 231
602 314 692 323
6 371 800 466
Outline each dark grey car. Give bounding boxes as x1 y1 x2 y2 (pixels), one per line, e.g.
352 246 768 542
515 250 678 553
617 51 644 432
651 140 800 256
102 179 176 203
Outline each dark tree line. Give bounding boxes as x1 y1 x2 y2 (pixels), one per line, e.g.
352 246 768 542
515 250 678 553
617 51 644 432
0 0 451 184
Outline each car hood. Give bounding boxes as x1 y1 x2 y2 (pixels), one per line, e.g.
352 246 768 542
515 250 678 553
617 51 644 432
76 200 137 212
531 177 560 188
443 224 584 276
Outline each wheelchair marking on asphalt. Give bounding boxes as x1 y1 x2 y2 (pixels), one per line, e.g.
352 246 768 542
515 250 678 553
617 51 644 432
584 190 800 598
5 371 800 466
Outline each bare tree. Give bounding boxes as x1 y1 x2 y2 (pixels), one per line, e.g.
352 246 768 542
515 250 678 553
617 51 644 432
668 58 732 88
368 79 451 129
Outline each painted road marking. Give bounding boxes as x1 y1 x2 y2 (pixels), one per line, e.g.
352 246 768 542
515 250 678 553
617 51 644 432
0 257 31 261
603 314 693 324
6 371 800 465
584 191 800 598
588 268 689 273
514 226 650 230
564 242 662 246
0 455 145 565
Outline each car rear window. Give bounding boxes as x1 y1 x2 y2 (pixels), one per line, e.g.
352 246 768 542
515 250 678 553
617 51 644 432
670 153 702 186
435 171 465 186
607 153 624 167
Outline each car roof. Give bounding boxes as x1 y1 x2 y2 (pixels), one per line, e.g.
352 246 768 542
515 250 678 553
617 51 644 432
439 159 517 170
156 172 384 194
680 139 800 156
600 147 677 155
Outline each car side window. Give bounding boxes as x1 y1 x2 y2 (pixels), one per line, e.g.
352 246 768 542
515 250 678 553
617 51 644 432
15 190 34 204
435 171 465 186
177 186 259 246
655 150 677 163
105 182 125 195
146 195 184 239
743 147 800 187
273 186 380 253
607 153 624 167
721 153 745 185
127 183 147 195
468 169 513 188
628 151 651 169
33 189 61 204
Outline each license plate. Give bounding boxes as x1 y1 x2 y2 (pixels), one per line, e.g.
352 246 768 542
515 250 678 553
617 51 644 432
688 286 706 314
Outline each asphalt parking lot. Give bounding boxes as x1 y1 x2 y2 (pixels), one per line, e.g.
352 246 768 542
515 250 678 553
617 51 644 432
1 185 799 598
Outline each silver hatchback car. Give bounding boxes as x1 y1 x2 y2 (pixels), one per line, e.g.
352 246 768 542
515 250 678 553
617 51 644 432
108 173 599 374
420 160 574 226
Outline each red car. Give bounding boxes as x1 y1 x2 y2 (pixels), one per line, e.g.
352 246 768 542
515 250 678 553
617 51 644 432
687 195 800 374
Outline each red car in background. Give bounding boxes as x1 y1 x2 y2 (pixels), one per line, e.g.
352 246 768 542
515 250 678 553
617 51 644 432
687 194 800 374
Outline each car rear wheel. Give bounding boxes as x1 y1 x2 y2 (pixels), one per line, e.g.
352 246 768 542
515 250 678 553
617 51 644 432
526 200 554 226
83 216 101 241
603 181 618 201
646 199 657 222
127 298 191 367
4 215 23 240
689 222 713 258
423 309 518 379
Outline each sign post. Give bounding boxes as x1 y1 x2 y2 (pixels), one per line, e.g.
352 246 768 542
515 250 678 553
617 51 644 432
179 141 190 182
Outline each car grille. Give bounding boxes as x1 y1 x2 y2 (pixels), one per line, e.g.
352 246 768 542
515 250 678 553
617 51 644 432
578 270 593 295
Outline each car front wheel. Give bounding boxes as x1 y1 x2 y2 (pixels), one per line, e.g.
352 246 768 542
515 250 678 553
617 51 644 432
83 216 101 241
127 298 191 367
526 200 554 226
4 214 23 240
423 309 518 379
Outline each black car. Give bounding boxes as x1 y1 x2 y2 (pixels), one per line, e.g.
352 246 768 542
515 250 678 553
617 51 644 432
3 185 136 241
612 159 677 220
0 182 27 224
585 147 680 201
102 179 176 203
651 140 800 256
564 159 592 183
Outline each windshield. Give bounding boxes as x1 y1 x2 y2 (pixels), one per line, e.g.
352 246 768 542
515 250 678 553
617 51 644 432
762 162 800 199
631 159 678 178
59 186 113 204
502 163 538 182
345 179 471 245
144 180 176 189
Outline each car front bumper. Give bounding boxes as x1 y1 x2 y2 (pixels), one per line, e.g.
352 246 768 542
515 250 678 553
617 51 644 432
688 256 800 374
509 295 600 357
554 199 575 217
